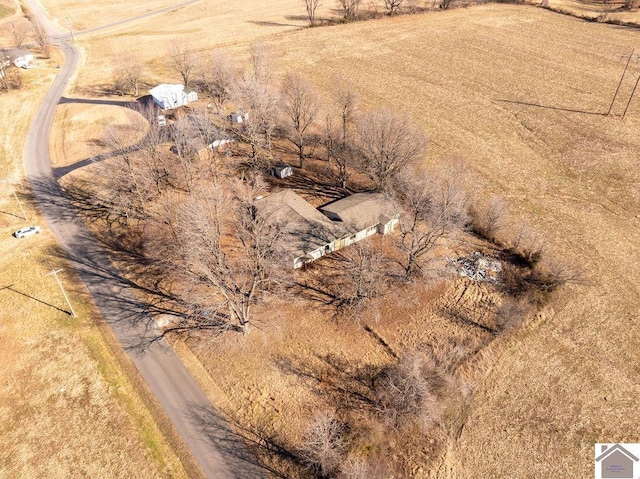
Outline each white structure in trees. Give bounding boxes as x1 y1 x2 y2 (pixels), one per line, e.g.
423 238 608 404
149 84 198 110
230 111 249 123
273 163 293 179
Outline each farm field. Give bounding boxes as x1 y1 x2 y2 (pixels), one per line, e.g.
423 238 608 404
21 0 640 478
0 16 190 479
264 6 640 477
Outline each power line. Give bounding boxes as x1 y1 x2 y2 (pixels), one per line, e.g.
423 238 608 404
609 49 640 118
608 48 634 116
1 180 28 220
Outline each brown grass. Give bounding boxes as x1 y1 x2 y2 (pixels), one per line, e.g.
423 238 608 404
258 5 640 478
0 52 188 478
41 1 640 478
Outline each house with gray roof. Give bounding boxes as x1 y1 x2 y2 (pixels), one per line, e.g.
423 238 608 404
257 190 399 269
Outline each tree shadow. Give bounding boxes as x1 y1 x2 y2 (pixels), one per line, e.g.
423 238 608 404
58 96 137 107
0 284 72 315
272 170 350 200
188 404 300 479
275 353 380 413
52 111 170 180
246 20 301 28
25 176 241 350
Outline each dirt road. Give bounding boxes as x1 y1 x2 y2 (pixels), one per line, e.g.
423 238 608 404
22 2 263 478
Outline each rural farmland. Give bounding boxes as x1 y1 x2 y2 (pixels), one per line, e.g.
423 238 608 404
1 0 639 478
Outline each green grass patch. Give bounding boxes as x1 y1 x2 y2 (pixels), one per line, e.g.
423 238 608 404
0 4 14 18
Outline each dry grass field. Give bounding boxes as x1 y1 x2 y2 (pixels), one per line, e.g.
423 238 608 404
28 0 640 478
0 32 189 479
268 6 640 477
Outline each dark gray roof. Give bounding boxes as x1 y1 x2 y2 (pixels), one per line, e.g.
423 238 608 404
256 190 346 259
320 193 398 231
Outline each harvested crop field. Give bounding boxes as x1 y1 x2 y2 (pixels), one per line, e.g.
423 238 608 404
262 5 640 477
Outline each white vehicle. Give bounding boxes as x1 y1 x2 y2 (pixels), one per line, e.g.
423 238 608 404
13 226 41 238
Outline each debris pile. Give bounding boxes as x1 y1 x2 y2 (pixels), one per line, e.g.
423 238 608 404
448 252 502 283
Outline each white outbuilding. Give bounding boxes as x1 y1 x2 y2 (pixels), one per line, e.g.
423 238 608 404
0 48 34 69
149 84 198 110
230 110 249 123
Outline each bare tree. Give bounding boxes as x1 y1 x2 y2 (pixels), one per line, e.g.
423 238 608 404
508 221 546 266
469 195 508 242
0 53 22 92
32 20 52 58
168 177 290 334
249 41 272 85
170 42 196 87
326 78 358 188
393 163 470 280
337 0 361 19
124 102 174 196
92 118 163 225
304 0 322 25
354 109 427 192
11 22 30 48
320 242 389 319
299 411 347 477
324 117 355 189
334 77 357 145
231 78 279 165
280 72 320 168
531 254 586 292
375 351 443 432
114 54 145 96
201 48 237 107
172 115 200 185
383 0 405 14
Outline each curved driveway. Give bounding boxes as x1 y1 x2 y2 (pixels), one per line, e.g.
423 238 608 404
23 2 263 478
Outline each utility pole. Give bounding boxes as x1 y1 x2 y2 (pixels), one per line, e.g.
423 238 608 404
622 72 640 119
47 269 77 317
607 48 640 118
1 180 27 220
66 17 75 42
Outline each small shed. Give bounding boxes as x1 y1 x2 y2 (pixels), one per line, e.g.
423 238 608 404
183 87 198 103
230 111 249 124
157 115 167 127
273 163 293 179
208 138 233 149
